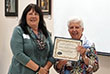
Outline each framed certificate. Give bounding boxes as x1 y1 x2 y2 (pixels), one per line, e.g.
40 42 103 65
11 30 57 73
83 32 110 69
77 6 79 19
53 37 82 61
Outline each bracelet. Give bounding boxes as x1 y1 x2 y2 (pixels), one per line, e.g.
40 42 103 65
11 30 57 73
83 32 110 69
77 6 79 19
88 65 93 68
35 66 41 73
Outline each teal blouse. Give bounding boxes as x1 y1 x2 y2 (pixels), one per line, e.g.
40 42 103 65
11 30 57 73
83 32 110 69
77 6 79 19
8 26 55 74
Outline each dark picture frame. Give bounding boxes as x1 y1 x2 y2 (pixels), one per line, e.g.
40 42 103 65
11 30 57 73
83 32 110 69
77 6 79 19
5 0 18 16
37 0 51 15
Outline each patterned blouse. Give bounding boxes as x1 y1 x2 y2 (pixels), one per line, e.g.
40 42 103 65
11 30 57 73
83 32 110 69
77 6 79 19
54 35 99 74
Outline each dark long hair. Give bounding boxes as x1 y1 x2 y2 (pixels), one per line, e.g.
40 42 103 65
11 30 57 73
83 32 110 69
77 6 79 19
19 3 49 38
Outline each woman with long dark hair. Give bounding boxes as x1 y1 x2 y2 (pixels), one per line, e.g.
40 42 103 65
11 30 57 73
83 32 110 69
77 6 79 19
8 3 55 74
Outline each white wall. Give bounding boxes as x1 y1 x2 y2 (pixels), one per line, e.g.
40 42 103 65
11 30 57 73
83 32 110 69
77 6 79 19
0 0 110 74
0 0 18 74
53 0 110 54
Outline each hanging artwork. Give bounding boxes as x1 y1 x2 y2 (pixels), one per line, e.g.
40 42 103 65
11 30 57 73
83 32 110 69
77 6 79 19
5 0 18 16
37 0 51 15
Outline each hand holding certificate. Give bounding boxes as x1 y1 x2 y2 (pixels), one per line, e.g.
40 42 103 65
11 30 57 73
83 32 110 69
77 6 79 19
53 37 82 61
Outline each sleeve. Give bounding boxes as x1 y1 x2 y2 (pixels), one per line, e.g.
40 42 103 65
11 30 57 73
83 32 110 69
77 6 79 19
47 33 56 64
86 47 99 72
10 26 31 66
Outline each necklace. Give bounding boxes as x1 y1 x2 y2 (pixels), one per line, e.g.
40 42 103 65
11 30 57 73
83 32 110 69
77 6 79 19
35 31 46 50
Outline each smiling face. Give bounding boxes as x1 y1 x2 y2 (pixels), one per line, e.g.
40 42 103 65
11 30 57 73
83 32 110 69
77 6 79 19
26 9 39 29
68 21 84 40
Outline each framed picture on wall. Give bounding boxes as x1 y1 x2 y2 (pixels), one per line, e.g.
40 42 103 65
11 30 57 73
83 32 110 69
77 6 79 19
5 0 18 16
37 0 51 15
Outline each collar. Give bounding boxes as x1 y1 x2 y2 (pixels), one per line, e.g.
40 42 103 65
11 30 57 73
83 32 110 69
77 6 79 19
81 34 92 48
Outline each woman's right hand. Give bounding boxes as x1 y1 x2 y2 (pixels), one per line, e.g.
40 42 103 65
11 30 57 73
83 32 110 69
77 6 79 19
57 60 67 70
38 67 48 74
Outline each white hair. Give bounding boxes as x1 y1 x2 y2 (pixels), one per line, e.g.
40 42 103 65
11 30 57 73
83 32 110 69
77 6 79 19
67 18 84 28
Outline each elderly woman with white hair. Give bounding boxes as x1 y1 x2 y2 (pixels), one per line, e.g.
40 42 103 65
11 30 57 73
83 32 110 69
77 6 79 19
54 18 99 74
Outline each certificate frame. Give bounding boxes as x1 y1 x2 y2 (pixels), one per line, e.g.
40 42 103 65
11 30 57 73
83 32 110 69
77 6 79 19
53 37 82 61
